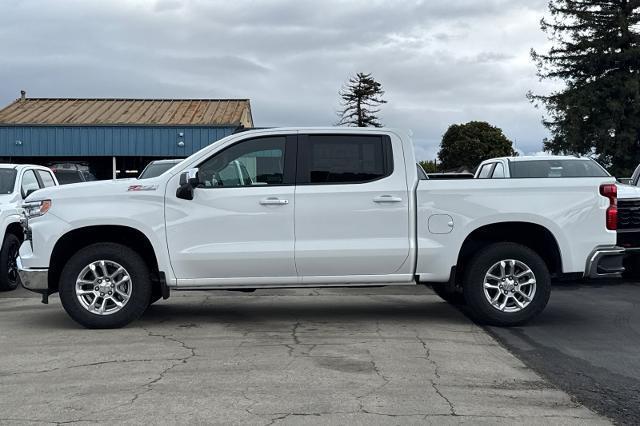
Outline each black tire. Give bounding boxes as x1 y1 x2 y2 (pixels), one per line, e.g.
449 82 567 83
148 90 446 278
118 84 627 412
431 284 466 305
148 294 162 307
0 233 21 292
59 243 151 329
463 242 551 326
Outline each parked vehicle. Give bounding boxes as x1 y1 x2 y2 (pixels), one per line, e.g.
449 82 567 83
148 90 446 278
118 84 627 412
474 156 610 179
0 164 58 291
476 155 640 277
18 128 623 328
138 159 182 179
49 163 96 185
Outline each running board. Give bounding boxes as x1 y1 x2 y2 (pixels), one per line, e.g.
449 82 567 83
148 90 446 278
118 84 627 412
172 281 418 291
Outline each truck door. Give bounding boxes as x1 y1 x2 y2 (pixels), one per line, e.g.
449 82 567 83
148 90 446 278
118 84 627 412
294 133 411 280
165 135 298 284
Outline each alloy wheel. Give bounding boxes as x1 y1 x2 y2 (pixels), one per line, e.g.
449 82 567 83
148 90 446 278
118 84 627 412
75 260 132 315
483 259 537 313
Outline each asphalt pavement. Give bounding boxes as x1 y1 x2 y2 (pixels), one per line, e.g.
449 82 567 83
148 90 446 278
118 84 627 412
487 279 640 425
0 286 604 425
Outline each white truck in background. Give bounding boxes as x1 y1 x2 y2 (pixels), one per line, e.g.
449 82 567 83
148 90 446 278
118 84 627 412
18 128 623 328
0 164 58 291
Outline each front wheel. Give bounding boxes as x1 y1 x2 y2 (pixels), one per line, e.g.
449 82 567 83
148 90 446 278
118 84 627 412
0 233 21 291
463 243 551 326
59 243 151 329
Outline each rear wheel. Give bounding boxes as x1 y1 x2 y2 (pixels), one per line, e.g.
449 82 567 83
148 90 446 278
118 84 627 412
59 243 151 329
463 242 551 326
0 233 21 291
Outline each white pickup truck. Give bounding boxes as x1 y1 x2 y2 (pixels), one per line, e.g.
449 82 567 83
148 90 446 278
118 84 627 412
18 128 624 329
0 164 58 291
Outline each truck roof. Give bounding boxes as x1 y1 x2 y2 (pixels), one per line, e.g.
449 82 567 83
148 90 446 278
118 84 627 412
488 155 593 163
0 163 51 170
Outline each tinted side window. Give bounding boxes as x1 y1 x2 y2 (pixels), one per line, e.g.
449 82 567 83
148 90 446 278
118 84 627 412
21 170 41 196
198 136 288 188
492 163 505 178
36 170 56 187
510 160 610 178
298 135 392 184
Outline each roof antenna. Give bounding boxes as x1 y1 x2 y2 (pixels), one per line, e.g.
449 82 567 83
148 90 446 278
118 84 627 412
20 90 26 101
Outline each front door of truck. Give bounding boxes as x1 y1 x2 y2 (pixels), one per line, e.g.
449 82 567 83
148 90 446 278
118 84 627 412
165 135 298 285
293 133 411 280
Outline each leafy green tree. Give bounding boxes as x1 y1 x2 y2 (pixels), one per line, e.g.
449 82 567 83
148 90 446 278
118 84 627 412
337 72 387 127
437 121 516 171
419 160 439 173
529 0 640 176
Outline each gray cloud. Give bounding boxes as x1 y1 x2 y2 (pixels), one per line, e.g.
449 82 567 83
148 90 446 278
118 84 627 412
0 0 554 160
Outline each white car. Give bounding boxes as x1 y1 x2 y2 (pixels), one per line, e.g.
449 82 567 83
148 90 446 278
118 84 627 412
0 164 58 291
474 155 611 180
18 128 622 328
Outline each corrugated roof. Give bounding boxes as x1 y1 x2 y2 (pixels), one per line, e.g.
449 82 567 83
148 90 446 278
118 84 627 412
0 98 253 127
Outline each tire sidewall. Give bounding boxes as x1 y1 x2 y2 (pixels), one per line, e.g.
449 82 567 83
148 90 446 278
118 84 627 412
0 233 21 291
59 243 151 329
463 243 551 326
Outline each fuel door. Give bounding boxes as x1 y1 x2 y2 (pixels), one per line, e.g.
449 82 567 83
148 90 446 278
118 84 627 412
428 214 454 234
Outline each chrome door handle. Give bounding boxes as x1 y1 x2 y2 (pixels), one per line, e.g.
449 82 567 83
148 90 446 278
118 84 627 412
260 197 289 205
373 195 403 203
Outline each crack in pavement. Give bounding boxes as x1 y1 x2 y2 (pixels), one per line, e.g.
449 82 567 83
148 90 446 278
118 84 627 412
123 327 197 407
35 327 198 425
0 357 185 377
416 334 457 416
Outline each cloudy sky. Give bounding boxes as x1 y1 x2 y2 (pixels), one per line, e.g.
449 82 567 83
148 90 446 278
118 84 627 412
0 0 558 160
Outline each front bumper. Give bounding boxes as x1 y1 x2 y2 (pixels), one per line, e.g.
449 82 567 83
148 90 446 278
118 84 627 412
584 246 625 278
17 257 48 292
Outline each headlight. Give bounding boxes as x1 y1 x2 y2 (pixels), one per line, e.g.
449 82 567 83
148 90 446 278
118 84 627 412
23 200 52 219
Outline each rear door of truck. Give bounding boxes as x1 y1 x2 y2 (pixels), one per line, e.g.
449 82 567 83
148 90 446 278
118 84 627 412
293 132 412 278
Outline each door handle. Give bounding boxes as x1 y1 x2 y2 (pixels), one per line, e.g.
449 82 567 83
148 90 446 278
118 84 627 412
260 197 289 205
373 195 403 203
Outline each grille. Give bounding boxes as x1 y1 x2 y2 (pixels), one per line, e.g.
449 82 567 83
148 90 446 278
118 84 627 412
618 199 640 230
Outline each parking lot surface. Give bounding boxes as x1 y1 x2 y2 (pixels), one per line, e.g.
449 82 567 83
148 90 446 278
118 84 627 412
488 280 640 425
0 286 606 425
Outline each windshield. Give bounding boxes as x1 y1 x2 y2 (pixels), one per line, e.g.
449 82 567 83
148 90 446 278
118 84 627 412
139 162 180 179
510 159 610 178
0 169 17 194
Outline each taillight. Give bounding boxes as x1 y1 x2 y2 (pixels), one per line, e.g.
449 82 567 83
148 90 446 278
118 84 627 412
599 184 617 230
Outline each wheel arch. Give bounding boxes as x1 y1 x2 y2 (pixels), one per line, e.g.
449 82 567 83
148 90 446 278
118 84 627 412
48 225 160 293
4 221 23 242
456 221 563 282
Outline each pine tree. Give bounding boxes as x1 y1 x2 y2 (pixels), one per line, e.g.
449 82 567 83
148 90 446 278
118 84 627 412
529 0 640 176
337 72 387 127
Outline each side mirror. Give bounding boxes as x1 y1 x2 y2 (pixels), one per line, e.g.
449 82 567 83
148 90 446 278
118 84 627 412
24 188 38 198
176 168 199 200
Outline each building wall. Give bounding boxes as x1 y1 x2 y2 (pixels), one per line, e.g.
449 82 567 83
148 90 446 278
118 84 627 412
0 125 236 157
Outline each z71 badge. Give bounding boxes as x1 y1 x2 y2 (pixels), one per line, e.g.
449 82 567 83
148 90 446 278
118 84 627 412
127 184 158 191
